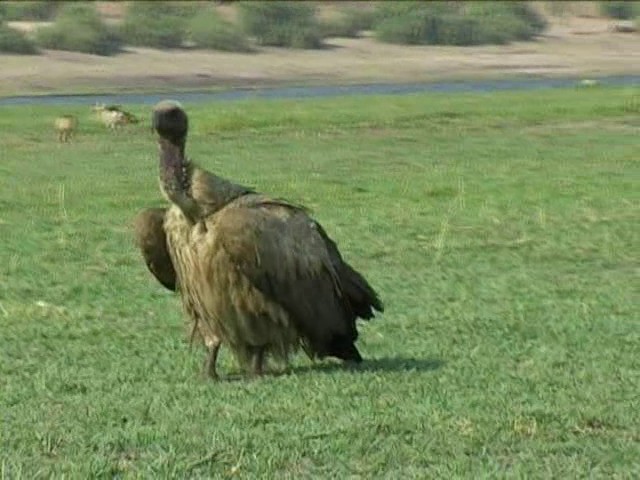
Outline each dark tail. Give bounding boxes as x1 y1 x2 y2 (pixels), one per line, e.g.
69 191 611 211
314 222 384 320
339 261 384 320
328 335 363 363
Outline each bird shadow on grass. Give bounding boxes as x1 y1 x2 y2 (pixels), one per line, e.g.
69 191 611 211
290 356 446 376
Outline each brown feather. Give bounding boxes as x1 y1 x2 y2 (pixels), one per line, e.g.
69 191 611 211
132 207 221 353
133 207 176 292
213 197 353 357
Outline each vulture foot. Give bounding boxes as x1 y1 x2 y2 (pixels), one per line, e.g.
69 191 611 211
202 342 221 381
250 346 267 377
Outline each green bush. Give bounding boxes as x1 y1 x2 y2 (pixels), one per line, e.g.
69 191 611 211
374 1 546 46
319 15 360 39
464 2 547 41
508 1 547 33
319 6 377 38
374 3 464 45
238 1 323 49
120 1 196 49
35 3 121 56
187 9 252 52
0 23 39 54
599 1 639 19
343 6 377 32
0 1 58 21
375 1 456 22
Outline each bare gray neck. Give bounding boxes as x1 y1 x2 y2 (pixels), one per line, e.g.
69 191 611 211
157 137 201 223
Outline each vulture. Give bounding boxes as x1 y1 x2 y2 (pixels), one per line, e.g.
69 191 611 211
133 100 384 379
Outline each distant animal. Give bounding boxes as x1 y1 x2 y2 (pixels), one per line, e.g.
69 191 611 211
54 114 77 142
578 79 600 88
92 103 139 129
133 100 384 379
113 106 139 125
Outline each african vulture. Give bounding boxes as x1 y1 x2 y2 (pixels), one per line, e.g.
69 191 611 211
134 100 384 379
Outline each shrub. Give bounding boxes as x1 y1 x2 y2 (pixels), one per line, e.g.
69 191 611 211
375 1 456 22
120 1 195 49
508 1 547 33
35 3 121 56
187 9 252 52
374 1 546 46
0 1 58 21
343 6 377 32
599 1 638 19
319 16 360 39
464 2 547 41
319 6 377 38
0 22 39 54
375 3 463 45
238 1 323 49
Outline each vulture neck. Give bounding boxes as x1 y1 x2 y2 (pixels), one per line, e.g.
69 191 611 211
158 137 202 223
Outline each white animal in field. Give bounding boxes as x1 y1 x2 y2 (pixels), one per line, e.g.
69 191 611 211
92 103 139 130
54 115 77 142
578 79 600 88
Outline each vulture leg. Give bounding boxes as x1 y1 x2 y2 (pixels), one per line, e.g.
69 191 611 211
250 346 267 377
202 340 221 380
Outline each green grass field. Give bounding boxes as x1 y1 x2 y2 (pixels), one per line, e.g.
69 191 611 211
1 87 638 478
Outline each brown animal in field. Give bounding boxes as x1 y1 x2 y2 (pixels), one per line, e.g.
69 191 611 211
54 115 77 142
133 100 384 379
92 103 139 130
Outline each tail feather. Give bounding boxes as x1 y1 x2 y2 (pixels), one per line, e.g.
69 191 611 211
340 262 384 320
314 221 384 320
328 335 363 363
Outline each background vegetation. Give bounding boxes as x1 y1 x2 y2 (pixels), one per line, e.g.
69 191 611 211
238 1 323 49
318 6 377 39
7 1 639 55
0 20 38 54
599 1 640 20
35 3 121 56
374 1 547 45
0 0 58 21
1 87 638 477
119 1 197 49
0 1 560 55
187 9 252 52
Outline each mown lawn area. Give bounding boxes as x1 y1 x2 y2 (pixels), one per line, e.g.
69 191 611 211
1 87 638 477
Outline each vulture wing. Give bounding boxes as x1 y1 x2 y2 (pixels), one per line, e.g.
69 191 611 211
211 197 361 359
314 221 384 319
133 208 177 292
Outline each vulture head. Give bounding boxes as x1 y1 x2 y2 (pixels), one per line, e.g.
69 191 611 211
152 100 188 147
152 100 201 223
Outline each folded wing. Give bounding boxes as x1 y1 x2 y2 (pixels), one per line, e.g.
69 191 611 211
210 197 380 361
133 207 177 292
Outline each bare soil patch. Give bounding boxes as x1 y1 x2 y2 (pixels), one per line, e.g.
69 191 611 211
2 16 638 97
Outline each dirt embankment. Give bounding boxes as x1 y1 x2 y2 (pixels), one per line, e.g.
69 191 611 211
2 15 638 97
